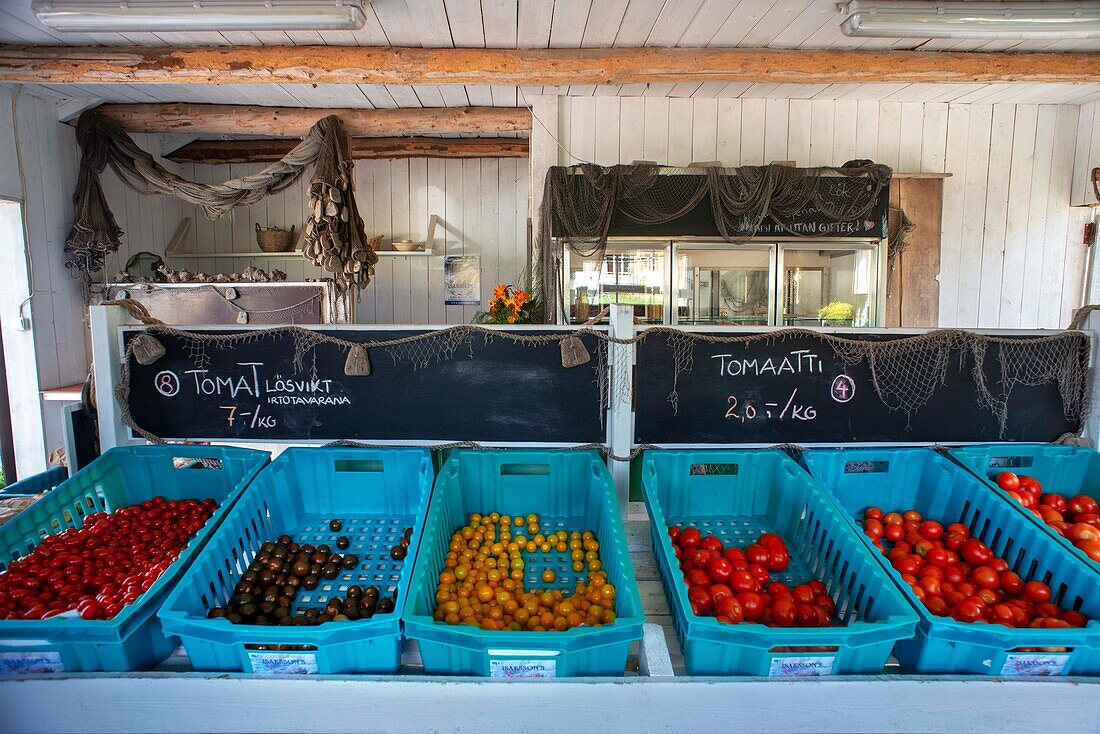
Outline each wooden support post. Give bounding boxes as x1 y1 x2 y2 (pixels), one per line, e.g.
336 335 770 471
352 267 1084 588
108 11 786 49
608 304 636 519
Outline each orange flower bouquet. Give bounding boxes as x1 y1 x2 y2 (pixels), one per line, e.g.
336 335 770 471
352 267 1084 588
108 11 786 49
475 282 540 324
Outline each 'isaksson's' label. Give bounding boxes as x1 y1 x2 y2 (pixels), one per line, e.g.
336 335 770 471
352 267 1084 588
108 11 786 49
768 656 835 677
247 652 318 675
489 659 557 678
1000 653 1071 676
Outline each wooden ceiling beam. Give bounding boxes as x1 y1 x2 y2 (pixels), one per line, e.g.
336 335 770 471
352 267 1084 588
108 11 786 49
167 136 530 163
87 103 531 136
1 45 1097 85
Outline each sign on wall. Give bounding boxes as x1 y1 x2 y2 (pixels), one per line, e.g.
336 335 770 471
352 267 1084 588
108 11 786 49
444 255 481 305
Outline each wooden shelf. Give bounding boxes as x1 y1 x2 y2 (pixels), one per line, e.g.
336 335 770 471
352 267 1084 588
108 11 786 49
40 383 83 402
375 249 434 257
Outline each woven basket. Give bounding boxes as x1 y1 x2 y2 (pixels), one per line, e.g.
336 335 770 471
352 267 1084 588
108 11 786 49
255 223 296 253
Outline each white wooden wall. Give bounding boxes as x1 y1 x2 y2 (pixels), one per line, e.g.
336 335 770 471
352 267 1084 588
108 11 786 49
0 87 85 473
547 96 1097 330
102 154 530 325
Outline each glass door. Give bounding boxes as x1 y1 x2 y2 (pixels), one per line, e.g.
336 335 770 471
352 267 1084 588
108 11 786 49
672 244 775 325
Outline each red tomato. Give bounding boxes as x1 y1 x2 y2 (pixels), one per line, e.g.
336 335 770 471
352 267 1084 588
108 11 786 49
925 547 949 568
700 535 725 553
1038 506 1065 525
723 547 748 569
706 556 733 584
757 532 787 552
1069 495 1099 516
1066 523 1100 543
743 564 767 587
953 599 984 623
863 519 884 540
884 524 905 543
737 592 765 621
667 526 681 542
1018 476 1042 497
1063 610 1088 627
1041 494 1068 513
864 506 884 521
925 595 949 616
766 548 790 573
883 512 903 526
687 585 714 615
745 543 771 567
961 538 993 566
996 472 1020 492
709 584 733 603
1077 539 1100 563
1024 581 1052 604
713 596 744 623
999 571 1024 595
687 568 712 588
791 584 816 605
770 598 797 627
678 527 702 550
917 520 943 540
729 569 759 594
894 556 920 576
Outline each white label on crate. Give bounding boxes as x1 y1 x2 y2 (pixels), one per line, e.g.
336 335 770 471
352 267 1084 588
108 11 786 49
1000 653 1071 676
0 651 64 675
768 656 836 677
247 652 319 675
489 659 558 678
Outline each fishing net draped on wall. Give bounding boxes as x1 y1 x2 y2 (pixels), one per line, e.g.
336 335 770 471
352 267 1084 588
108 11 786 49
536 162 892 319
65 110 376 299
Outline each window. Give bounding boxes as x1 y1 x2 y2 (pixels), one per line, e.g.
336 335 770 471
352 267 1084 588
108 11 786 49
564 244 667 324
674 247 773 325
779 245 878 327
562 239 883 326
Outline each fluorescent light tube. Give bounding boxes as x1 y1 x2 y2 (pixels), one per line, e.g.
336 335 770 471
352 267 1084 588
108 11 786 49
34 0 368 32
840 1 1100 39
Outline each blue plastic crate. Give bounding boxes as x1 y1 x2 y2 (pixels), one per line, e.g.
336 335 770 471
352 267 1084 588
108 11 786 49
159 447 433 675
642 449 918 676
0 445 268 673
803 447 1100 675
950 444 1100 572
403 450 645 677
0 467 67 497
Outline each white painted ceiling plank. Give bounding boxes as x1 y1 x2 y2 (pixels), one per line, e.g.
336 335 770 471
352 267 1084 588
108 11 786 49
549 0 593 48
680 0 742 47
768 0 841 49
518 0 555 48
405 0 454 47
439 86 472 106
614 0 668 46
443 0 486 47
412 85 448 107
707 0 782 47
644 0 708 46
581 0 631 48
372 0 423 45
483 0 520 48
739 0 813 48
465 85 494 105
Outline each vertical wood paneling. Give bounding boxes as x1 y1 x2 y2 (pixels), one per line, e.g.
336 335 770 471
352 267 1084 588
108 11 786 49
716 99 742 166
763 99 789 163
667 98 693 166
691 98 719 164
999 105 1038 327
740 99 765 165
1021 106 1057 328
938 104 970 327
955 103 993 328
976 105 1015 327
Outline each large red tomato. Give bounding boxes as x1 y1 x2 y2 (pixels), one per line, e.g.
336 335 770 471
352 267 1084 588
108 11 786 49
996 472 1020 493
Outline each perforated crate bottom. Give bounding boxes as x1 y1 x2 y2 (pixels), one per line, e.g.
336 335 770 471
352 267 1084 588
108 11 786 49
286 513 415 614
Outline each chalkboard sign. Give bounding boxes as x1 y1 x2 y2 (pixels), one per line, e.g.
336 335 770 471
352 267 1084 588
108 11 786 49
634 331 1085 444
124 328 605 443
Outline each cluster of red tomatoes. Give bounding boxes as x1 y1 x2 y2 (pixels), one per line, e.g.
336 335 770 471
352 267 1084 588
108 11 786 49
0 497 217 621
861 507 1088 628
668 526 835 627
994 472 1100 563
